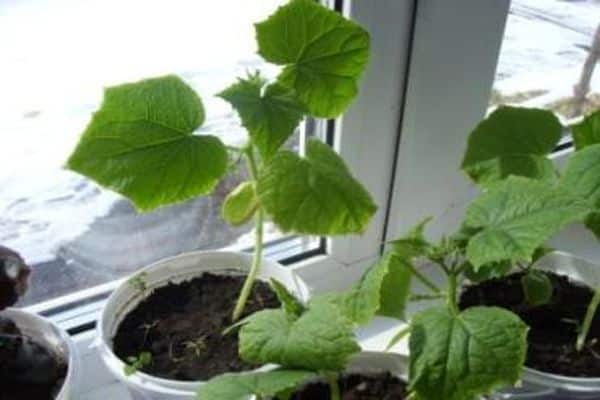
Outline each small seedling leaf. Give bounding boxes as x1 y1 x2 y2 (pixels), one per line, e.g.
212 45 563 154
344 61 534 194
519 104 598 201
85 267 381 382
218 74 306 160
256 0 370 118
572 110 600 150
521 270 553 306
197 369 315 400
409 306 528 400
461 106 561 185
222 181 258 226
67 75 228 211
257 139 376 235
465 177 590 268
269 278 305 317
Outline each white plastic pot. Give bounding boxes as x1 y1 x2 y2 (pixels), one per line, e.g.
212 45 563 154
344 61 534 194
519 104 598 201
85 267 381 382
0 308 80 400
96 250 310 400
491 251 600 399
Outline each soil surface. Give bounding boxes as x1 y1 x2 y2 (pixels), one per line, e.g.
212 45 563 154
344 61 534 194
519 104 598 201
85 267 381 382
113 273 279 380
287 372 407 400
460 271 600 377
0 317 67 400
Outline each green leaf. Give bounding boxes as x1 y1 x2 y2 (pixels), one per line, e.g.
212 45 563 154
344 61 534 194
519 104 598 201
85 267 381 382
257 139 376 235
269 278 306 317
317 252 412 325
67 75 228 211
389 217 432 259
239 302 360 371
256 0 370 118
409 306 528 400
218 74 306 159
465 177 590 268
521 270 553 306
222 181 258 226
560 144 600 238
573 110 600 150
461 106 561 185
197 370 315 400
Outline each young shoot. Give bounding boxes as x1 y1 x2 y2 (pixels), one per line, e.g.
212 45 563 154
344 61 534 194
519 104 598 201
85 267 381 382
124 351 152 376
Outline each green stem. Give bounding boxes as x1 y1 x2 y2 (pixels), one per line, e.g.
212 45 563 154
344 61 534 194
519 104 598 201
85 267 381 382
577 288 600 352
328 374 341 400
232 149 264 322
447 272 459 315
406 263 441 294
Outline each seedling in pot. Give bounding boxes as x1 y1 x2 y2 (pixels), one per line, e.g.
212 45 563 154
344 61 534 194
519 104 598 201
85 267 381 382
199 280 407 400
316 220 529 400
460 106 600 354
125 351 153 376
66 0 375 379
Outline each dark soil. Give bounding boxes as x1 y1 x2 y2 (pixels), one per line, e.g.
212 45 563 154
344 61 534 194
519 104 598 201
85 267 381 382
460 271 600 377
286 372 407 400
0 317 67 400
113 273 279 380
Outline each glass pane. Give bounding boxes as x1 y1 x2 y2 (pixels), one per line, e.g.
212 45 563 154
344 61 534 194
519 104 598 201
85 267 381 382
0 0 320 306
491 0 600 121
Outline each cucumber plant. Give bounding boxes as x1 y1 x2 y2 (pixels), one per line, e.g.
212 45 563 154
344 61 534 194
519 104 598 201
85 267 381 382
66 0 375 322
460 106 600 351
197 279 362 400
330 106 600 399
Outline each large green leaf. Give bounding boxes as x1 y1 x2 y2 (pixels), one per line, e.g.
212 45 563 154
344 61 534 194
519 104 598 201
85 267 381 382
465 177 590 268
560 144 600 238
238 302 360 371
461 106 561 185
572 110 600 150
257 139 376 235
67 75 227 211
218 74 305 159
197 370 315 400
255 0 370 118
409 306 527 400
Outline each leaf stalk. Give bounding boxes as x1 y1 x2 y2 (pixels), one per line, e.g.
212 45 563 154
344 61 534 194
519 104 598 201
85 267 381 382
577 288 600 352
232 149 264 321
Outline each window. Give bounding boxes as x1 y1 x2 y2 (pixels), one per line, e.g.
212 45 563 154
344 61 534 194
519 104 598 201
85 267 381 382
387 0 600 263
0 0 319 307
491 0 600 122
3 0 409 318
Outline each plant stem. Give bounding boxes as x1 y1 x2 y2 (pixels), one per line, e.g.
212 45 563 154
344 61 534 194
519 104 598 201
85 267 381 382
232 149 264 322
577 288 600 352
406 263 441 294
447 272 459 315
328 374 341 400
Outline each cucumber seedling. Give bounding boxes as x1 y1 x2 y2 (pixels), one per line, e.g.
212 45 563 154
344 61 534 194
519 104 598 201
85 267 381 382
198 279 362 400
66 0 375 326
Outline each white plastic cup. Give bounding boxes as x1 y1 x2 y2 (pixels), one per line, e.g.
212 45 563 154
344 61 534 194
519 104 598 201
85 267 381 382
0 308 80 400
96 250 310 400
490 252 600 399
